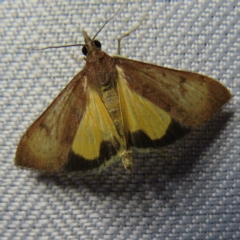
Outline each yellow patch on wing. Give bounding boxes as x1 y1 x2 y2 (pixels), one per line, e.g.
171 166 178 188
72 87 122 160
117 67 172 141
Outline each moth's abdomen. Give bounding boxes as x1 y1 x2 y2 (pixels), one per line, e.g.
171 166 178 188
100 84 124 139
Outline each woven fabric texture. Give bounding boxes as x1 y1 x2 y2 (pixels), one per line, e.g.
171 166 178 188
0 1 239 239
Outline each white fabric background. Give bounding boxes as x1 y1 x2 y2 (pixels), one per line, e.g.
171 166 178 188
1 1 239 239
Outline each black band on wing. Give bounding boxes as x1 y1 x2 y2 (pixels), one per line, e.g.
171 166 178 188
64 138 121 172
127 119 190 149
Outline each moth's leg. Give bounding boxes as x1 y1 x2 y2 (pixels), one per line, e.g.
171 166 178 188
70 54 85 63
117 14 147 55
120 150 133 171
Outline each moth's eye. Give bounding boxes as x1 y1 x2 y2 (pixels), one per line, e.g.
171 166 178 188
82 46 88 56
93 40 101 49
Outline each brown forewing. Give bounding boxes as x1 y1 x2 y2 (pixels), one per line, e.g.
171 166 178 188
115 57 231 127
15 70 87 171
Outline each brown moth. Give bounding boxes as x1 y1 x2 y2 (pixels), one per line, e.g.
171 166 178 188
15 16 231 174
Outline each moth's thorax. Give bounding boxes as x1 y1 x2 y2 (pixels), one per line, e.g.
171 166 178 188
85 52 118 87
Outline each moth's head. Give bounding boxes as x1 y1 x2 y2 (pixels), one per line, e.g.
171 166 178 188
82 30 102 56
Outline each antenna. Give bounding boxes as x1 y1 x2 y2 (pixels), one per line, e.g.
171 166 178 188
26 7 122 51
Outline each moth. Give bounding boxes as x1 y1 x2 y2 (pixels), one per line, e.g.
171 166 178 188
15 16 231 174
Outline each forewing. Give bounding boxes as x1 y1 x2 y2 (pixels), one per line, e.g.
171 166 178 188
15 71 87 172
115 57 231 127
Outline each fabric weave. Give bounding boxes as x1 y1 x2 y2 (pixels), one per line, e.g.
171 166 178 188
0 1 239 239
